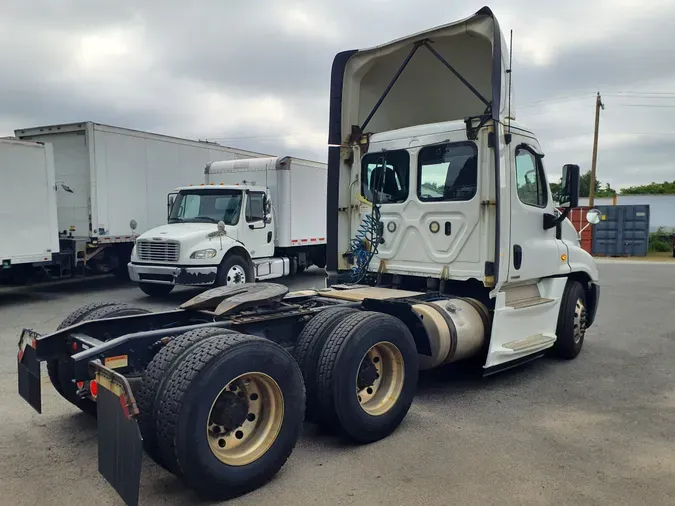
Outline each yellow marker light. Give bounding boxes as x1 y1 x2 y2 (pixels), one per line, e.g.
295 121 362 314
561 254 568 262
210 182 214 185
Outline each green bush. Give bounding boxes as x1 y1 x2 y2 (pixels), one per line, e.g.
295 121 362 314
649 227 673 252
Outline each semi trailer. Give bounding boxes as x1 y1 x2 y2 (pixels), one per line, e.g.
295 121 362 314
17 6 600 506
127 156 327 297
7 122 265 283
0 138 59 283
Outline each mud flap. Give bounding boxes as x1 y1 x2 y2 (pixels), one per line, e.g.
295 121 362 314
17 328 42 414
94 363 143 506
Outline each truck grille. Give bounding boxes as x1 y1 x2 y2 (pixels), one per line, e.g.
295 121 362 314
136 240 180 262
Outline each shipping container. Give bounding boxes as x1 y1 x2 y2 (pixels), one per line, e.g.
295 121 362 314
563 206 593 254
592 205 650 257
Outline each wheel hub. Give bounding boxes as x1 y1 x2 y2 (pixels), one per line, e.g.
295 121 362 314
356 342 405 417
357 357 379 390
207 372 284 466
210 390 248 431
573 298 588 344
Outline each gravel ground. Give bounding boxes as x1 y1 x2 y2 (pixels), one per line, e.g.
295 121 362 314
1 263 673 505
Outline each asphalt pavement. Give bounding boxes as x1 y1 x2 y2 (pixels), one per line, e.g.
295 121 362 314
0 263 673 505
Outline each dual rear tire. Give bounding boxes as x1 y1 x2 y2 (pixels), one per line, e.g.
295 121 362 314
295 309 419 443
139 330 305 500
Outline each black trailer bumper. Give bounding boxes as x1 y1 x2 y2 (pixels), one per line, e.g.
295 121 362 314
17 330 143 506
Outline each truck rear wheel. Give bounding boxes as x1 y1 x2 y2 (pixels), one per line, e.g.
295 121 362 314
48 303 149 415
139 282 174 297
293 306 359 421
553 280 588 359
137 327 238 470
315 311 418 443
47 302 121 396
155 333 305 499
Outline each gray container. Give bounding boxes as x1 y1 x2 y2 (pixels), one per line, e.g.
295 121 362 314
592 205 650 257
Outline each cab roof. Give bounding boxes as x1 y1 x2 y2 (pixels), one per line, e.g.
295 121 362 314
173 183 268 193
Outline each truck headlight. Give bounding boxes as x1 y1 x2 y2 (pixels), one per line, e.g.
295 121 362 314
190 248 217 259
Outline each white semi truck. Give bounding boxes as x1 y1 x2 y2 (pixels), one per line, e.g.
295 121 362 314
0 138 59 283
9 122 265 282
128 156 327 296
18 7 600 506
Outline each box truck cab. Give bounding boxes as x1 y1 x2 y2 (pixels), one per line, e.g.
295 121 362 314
128 156 327 296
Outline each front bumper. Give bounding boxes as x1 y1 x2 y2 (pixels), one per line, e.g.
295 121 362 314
128 262 217 286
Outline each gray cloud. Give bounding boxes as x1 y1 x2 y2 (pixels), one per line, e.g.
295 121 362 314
1 1 674 189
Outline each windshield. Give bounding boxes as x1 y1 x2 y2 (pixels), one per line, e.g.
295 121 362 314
169 190 243 225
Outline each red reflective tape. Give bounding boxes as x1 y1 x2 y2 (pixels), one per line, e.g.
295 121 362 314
119 394 131 419
319 237 325 241
291 240 299 243
301 239 308 243
17 349 24 362
310 238 317 242
114 236 121 240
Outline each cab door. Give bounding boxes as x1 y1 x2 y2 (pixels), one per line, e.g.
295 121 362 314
507 138 569 284
238 191 274 258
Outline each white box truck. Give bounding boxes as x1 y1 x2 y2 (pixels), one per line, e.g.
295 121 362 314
0 138 59 282
128 156 327 296
12 122 266 281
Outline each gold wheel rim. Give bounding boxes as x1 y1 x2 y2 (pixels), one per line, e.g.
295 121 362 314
356 341 405 416
207 372 284 466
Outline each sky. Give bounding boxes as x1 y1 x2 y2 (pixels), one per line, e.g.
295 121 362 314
2 0 674 190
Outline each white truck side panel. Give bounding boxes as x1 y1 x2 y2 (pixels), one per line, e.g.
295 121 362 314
206 157 326 248
15 128 91 238
91 124 266 238
289 159 327 246
0 139 59 264
16 122 267 242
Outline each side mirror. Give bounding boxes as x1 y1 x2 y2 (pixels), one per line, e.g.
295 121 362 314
217 221 226 234
129 219 137 231
586 208 602 225
559 164 580 208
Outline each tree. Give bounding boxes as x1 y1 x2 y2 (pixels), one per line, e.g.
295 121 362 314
620 181 675 195
549 170 615 201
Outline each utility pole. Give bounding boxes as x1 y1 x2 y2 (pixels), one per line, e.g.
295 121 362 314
589 91 604 207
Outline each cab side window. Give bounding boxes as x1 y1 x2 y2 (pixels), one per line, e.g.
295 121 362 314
246 192 265 222
515 147 548 208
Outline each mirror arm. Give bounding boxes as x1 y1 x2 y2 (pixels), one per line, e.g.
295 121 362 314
543 206 572 230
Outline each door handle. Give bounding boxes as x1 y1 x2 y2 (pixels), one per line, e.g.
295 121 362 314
513 245 522 270
444 222 451 236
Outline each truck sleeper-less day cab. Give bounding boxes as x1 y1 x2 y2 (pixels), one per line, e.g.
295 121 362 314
17 7 599 506
128 156 327 297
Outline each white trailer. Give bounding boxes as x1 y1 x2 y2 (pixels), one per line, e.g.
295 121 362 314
13 122 266 280
0 138 59 282
128 156 327 296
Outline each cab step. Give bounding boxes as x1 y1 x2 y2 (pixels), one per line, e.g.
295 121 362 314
508 296 554 309
502 334 556 352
